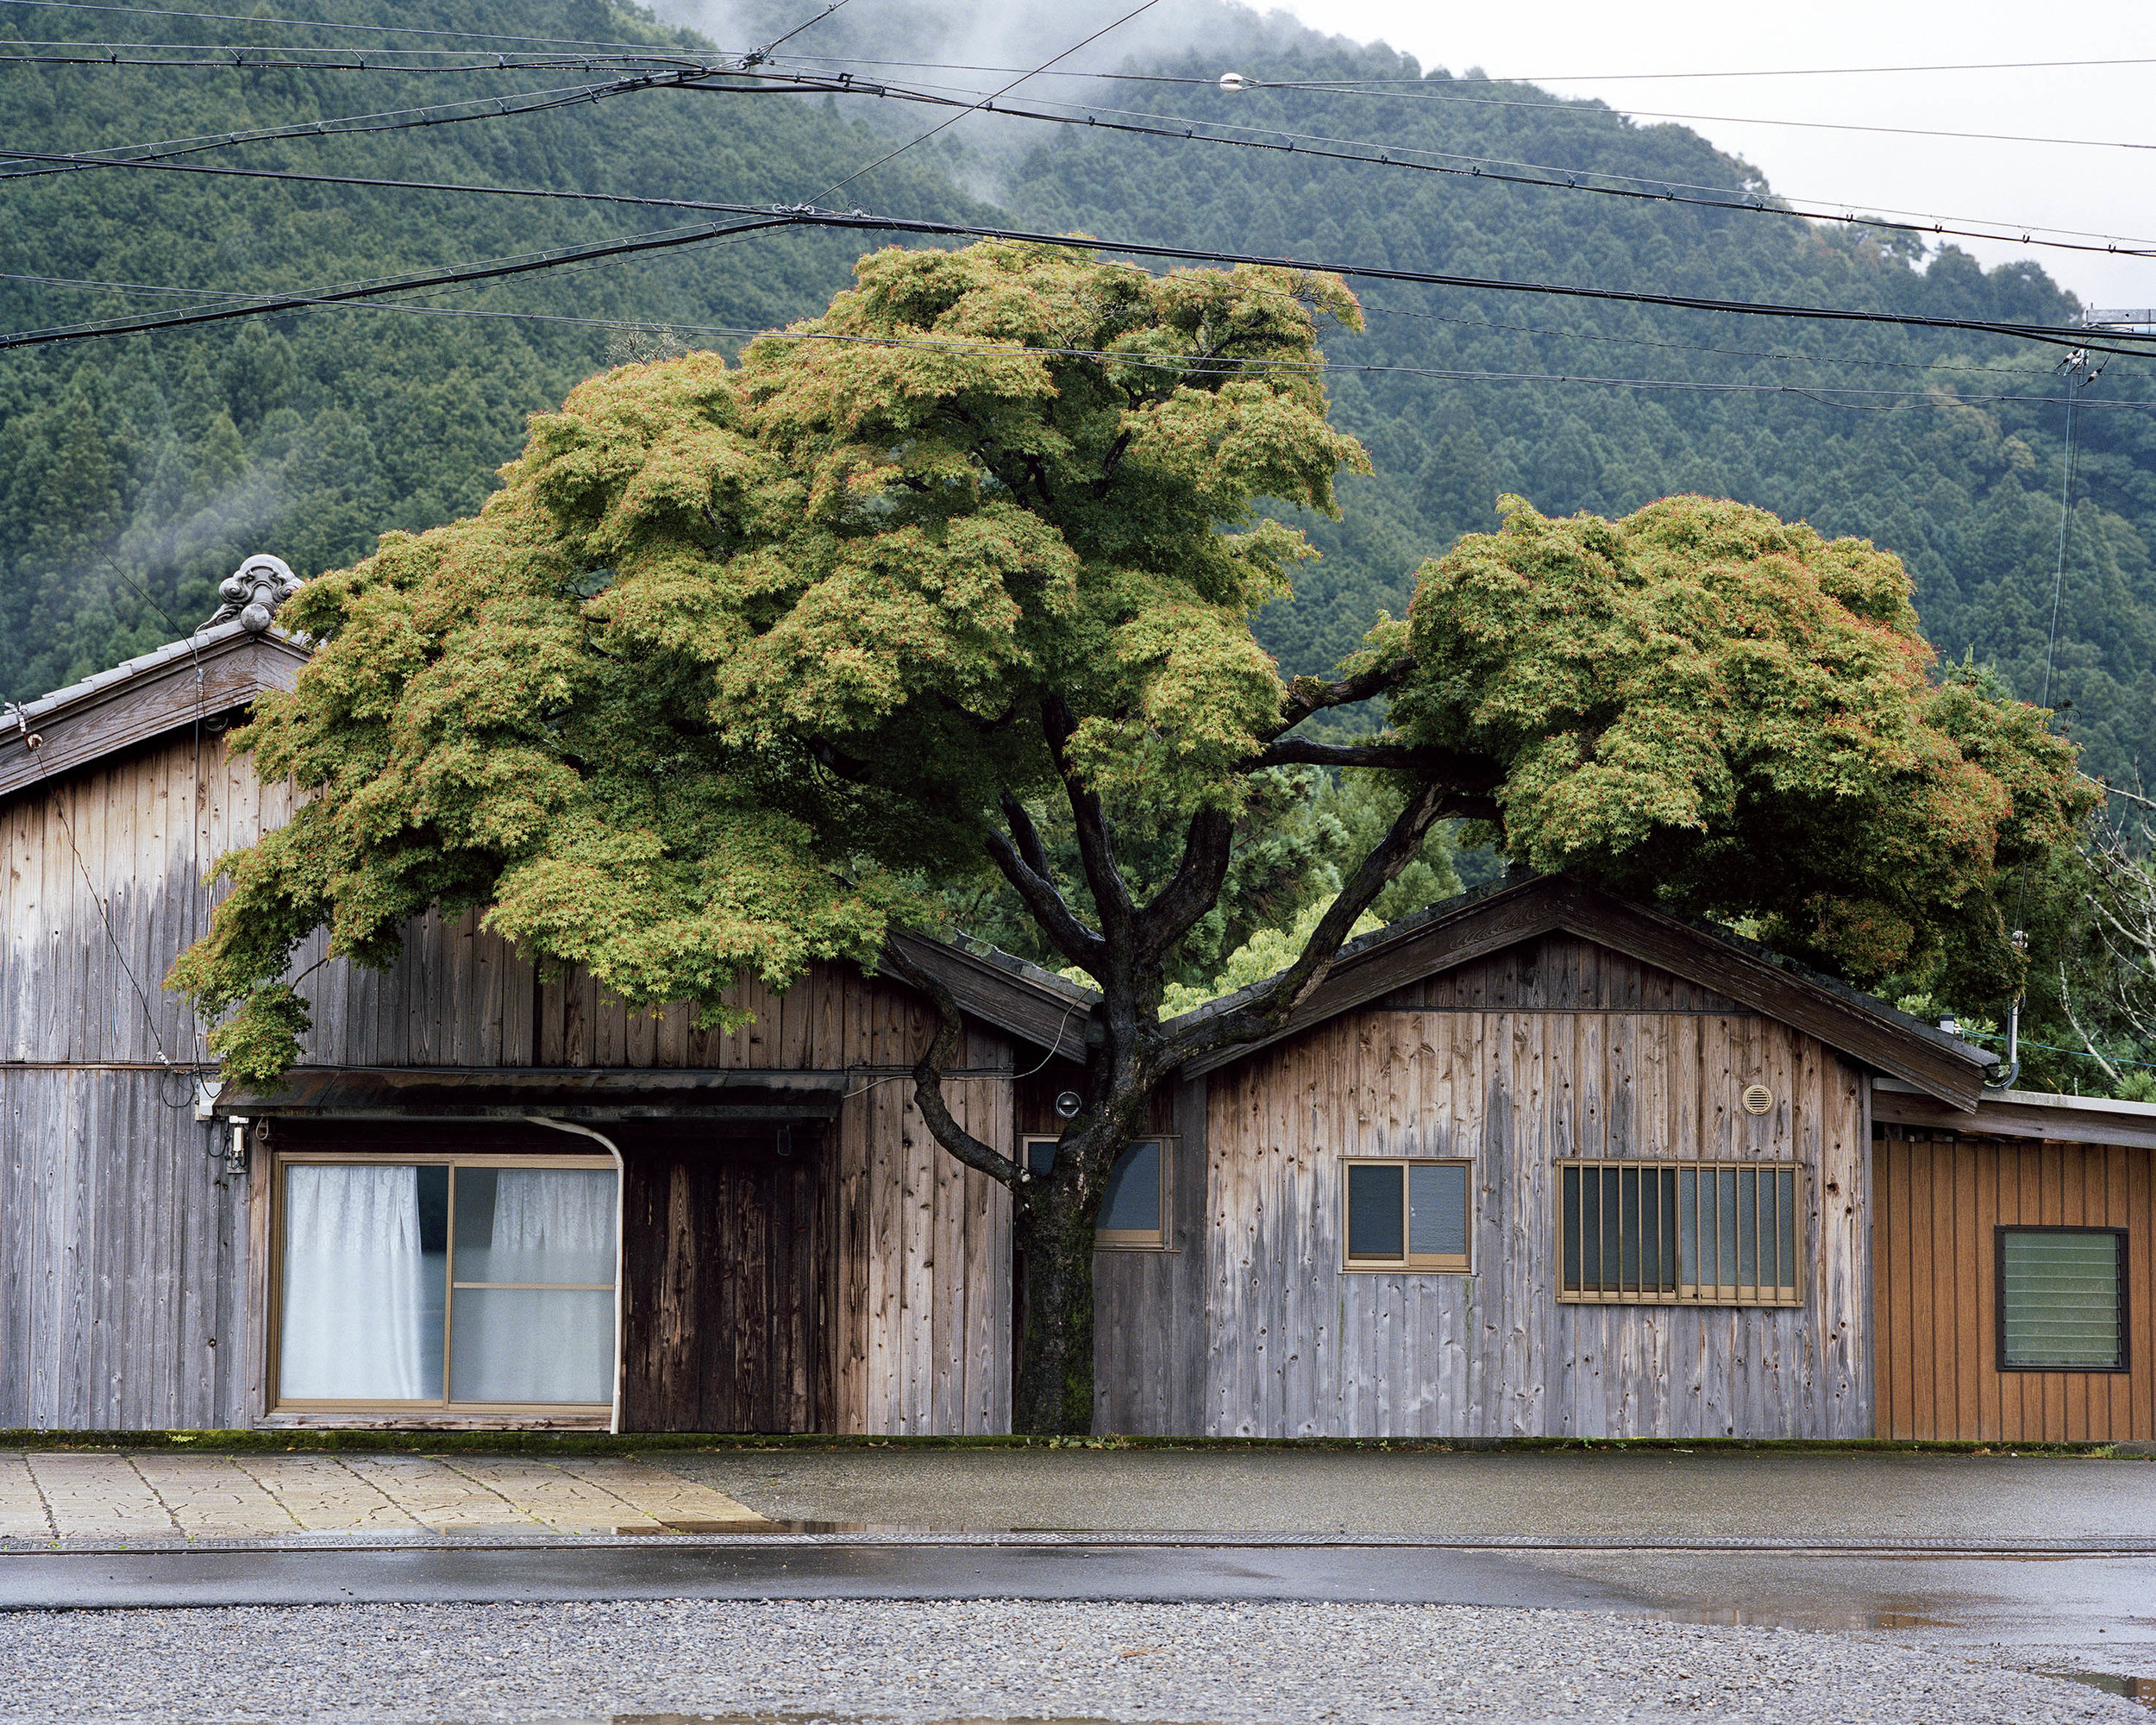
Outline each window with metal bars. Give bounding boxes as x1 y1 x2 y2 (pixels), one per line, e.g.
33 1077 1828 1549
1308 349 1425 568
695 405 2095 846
1559 1160 1802 1306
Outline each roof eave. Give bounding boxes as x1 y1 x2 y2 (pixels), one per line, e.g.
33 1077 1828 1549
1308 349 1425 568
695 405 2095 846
1175 875 1994 1108
0 624 309 804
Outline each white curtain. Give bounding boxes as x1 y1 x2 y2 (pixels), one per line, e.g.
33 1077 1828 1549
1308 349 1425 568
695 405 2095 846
451 1169 616 1405
279 1164 429 1400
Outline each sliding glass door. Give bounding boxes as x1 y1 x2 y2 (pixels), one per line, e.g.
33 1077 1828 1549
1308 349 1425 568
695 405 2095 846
273 1154 617 1414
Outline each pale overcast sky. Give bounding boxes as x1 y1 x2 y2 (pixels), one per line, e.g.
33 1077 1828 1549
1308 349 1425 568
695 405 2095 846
1257 0 2156 309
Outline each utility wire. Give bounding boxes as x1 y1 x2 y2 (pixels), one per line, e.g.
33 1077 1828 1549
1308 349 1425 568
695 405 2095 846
811 0 1162 202
741 0 855 69
1271 57 2156 85
10 255 2156 418
1170 78 2156 154
0 0 700 54
9 260 2071 380
2040 387 2087 710
5 178 2153 362
839 82 2156 260
9 55 2148 265
0 72 692 184
13 80 2154 273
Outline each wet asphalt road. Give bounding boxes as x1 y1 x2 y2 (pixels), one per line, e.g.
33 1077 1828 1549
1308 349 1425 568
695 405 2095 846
3 1535 2153 1684
5 1452 2154 1698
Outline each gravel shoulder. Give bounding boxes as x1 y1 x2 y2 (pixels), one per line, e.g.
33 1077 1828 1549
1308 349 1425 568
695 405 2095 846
0 1597 2140 1725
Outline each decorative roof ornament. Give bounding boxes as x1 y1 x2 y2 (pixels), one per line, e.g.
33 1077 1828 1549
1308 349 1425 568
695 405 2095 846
204 554 300 634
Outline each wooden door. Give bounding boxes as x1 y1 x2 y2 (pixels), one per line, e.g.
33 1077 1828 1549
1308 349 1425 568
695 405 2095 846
618 1126 831 1433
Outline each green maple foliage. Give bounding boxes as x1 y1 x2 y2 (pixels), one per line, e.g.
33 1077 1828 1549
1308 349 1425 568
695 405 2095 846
168 241 2093 1431
1391 494 2096 1000
171 239 1370 1082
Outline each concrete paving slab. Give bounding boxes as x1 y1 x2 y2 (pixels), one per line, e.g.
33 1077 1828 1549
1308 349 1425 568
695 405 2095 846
232 1453 417 1532
555 1457 770 1527
0 1453 50 1540
0 1452 771 1541
128 1454 297 1537
24 1455 171 1540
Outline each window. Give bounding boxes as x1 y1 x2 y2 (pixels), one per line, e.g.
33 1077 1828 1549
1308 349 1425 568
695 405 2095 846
1997 1227 2128 1372
1342 1159 1472 1272
1560 1160 1802 1306
1022 1135 1171 1249
273 1154 618 1410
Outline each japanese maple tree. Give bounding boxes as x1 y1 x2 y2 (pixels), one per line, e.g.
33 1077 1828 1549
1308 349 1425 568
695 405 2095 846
172 240 2089 1431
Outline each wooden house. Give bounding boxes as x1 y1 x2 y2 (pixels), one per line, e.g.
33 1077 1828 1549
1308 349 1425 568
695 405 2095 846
3 585 2149 1441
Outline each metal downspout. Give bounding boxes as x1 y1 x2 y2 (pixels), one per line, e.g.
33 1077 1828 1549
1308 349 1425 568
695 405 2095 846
1984 996 2021 1092
524 1115 627 1436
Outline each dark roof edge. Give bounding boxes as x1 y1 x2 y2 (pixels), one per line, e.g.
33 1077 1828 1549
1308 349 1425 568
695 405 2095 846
0 624 309 804
883 928 1095 1062
1873 1076 2156 1149
1172 873 1996 1107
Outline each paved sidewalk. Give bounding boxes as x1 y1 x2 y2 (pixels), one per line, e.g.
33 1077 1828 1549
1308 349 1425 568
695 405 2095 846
0 1452 767 1540
674 1446 2156 1543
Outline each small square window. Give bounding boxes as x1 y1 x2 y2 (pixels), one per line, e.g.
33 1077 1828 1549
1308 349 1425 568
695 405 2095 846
1024 1135 1171 1250
1342 1158 1471 1272
1997 1227 2128 1372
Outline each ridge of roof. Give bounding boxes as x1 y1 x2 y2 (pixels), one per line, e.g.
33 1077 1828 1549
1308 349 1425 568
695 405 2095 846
9 618 257 724
943 930 1102 1007
1168 871 1996 1105
0 621 310 805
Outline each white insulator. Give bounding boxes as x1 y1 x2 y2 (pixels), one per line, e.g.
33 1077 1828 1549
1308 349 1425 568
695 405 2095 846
1219 72 1247 92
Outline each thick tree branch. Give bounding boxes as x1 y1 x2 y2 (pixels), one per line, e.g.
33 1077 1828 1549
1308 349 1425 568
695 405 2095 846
1000 792 1055 883
1250 737 1505 789
1270 662 1412 737
1138 806 1236 956
982 794 1105 968
880 944 1025 1188
1042 694 1135 938
981 828 1105 969
1161 781 1478 1066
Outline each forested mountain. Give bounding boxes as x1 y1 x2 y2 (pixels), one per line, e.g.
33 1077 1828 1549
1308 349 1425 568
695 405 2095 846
0 0 986 697
6 0 2153 799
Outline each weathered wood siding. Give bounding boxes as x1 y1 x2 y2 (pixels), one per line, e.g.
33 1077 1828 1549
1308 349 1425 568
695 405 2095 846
620 1127 833 1434
1 731 267 1428
3 731 1014 1433
1106 934 1871 1439
1875 1131 2153 1441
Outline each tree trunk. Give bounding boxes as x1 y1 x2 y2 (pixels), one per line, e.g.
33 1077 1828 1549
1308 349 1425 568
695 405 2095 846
1012 1187 1099 1434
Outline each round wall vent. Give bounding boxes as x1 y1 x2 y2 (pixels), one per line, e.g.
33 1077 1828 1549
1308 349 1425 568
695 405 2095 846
1740 1084 1774 1116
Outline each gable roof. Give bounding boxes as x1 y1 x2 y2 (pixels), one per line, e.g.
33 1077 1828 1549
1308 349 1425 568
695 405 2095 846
887 928 1097 1063
1173 873 1998 1109
0 620 308 805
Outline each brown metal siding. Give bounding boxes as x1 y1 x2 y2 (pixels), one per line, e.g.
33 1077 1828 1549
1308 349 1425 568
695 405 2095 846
1874 1131 2154 1440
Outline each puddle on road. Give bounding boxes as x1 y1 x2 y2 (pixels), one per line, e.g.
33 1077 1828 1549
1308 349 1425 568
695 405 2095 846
2046 1671 2156 1708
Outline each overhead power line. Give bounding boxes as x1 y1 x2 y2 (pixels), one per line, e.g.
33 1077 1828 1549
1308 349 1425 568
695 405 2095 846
0 68 715 184
812 0 1162 201
0 43 725 69
4 263 2147 415
6 198 2155 361
0 0 701 54
1218 78 2156 154
2 261 2066 380
6 45 2145 260
21 41 2156 158
12 81 2155 270
1280 57 2156 85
